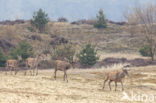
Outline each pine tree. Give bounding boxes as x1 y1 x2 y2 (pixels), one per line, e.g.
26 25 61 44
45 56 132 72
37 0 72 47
31 9 49 33
94 9 107 28
78 44 99 67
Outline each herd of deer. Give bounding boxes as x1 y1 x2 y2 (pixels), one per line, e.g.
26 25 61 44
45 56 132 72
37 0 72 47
5 54 131 91
5 55 43 76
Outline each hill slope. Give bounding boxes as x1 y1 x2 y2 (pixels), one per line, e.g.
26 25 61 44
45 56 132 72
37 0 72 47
0 21 145 55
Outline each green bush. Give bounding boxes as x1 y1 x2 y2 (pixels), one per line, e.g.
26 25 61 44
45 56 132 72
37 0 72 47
0 49 6 67
52 44 75 63
58 17 68 22
27 27 35 32
31 9 49 33
139 46 152 57
8 48 18 59
16 41 34 61
78 44 99 67
94 9 107 28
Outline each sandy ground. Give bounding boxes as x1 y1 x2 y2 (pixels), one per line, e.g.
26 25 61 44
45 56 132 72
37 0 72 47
0 66 156 103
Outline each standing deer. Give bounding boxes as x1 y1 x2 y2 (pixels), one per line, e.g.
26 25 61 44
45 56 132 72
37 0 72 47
53 60 74 82
102 65 130 91
25 54 44 76
5 56 22 75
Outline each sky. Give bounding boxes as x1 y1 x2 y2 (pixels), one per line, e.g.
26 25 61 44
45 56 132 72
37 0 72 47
0 0 155 21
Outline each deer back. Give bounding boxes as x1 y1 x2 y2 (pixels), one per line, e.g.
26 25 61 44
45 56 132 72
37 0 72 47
6 60 18 67
54 60 71 71
26 58 37 67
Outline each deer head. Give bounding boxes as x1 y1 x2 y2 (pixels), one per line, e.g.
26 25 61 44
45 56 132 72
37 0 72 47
17 55 22 62
122 64 131 76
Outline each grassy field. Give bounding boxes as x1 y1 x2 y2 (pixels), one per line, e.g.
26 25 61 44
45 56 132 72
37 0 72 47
0 65 156 103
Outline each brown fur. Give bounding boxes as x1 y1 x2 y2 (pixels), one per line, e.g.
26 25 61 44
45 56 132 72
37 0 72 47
5 56 22 75
25 55 43 76
53 60 72 82
102 66 129 91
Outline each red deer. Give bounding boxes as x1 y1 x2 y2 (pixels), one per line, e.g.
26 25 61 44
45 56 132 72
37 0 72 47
53 60 74 82
6 56 22 75
102 65 130 91
25 54 44 76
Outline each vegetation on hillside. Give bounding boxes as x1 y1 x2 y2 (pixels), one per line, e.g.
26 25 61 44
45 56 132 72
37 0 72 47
94 9 107 28
8 41 34 61
31 9 49 33
58 17 68 22
126 4 156 60
0 49 6 67
139 45 152 57
78 44 99 67
17 41 34 61
52 44 76 63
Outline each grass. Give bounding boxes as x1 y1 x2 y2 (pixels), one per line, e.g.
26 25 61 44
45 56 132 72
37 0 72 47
98 52 149 61
0 65 156 103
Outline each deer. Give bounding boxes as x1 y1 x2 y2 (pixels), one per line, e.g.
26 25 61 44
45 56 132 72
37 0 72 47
102 65 131 91
25 54 44 76
5 56 22 75
53 60 75 82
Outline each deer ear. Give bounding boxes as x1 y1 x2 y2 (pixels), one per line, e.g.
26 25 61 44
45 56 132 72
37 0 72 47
123 66 131 71
17 55 22 60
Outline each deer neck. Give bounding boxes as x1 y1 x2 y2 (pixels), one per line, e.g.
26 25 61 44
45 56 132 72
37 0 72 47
120 73 126 78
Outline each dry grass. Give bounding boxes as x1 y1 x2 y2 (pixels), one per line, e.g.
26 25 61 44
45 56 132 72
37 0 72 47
0 65 156 103
98 52 149 61
0 21 146 55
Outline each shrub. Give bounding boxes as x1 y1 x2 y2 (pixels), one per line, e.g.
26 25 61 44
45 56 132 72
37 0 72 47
8 48 18 59
0 49 6 67
139 45 152 57
71 19 96 25
27 27 35 32
58 17 68 22
16 41 34 61
78 44 99 67
31 9 49 33
52 44 75 63
94 9 107 28
31 35 42 41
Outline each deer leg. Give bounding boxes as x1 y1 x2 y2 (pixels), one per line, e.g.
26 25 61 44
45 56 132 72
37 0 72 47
65 71 68 83
24 69 27 76
29 67 32 76
10 67 13 75
25 64 28 76
115 81 117 91
5 67 8 75
121 81 124 91
36 66 38 76
102 77 108 89
10 67 11 75
14 68 17 75
109 80 112 91
32 68 35 76
63 70 66 81
24 67 27 76
54 69 57 80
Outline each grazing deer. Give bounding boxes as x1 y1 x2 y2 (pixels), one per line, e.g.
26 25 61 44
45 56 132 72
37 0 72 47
102 65 130 91
53 60 75 82
25 54 44 76
6 56 22 75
